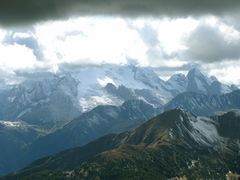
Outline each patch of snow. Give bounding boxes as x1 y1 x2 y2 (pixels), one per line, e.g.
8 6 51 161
0 121 22 127
92 96 113 104
79 95 121 111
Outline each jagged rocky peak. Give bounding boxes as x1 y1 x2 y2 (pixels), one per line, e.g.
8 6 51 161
186 67 235 94
152 108 194 126
165 67 238 96
187 68 211 89
186 67 216 86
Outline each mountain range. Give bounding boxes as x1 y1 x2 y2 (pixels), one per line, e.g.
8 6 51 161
5 109 240 179
0 65 236 131
0 65 239 177
21 90 240 169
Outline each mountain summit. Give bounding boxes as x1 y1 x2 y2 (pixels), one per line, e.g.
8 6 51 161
186 67 234 94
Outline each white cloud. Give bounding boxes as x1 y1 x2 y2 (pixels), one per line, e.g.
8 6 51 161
205 61 240 85
0 44 40 70
154 18 198 54
0 43 45 85
35 17 148 66
128 17 198 55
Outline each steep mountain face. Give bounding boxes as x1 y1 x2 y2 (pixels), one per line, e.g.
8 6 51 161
186 68 234 95
164 90 240 116
0 74 81 130
0 121 40 175
7 109 240 179
24 100 158 167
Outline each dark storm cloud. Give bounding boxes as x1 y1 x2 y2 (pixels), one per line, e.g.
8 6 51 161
182 23 240 62
1 0 240 26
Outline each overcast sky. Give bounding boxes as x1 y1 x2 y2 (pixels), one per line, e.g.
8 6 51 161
0 0 240 85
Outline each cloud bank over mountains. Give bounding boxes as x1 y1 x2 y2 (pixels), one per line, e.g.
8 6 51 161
0 16 240 85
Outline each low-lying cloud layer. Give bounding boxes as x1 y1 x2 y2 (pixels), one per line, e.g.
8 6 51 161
1 0 240 26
